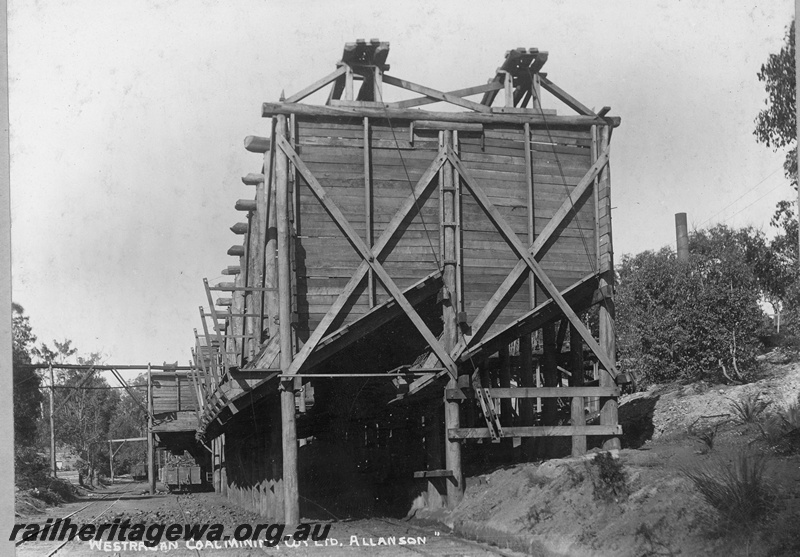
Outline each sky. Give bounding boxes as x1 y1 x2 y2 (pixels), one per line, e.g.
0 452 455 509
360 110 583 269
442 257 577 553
7 0 796 371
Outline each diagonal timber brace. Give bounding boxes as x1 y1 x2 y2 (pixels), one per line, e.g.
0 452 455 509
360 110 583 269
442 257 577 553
446 147 618 378
458 146 610 350
472 371 502 440
382 75 492 113
276 136 458 379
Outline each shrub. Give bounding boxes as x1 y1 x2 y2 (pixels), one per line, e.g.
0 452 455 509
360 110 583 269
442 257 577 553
688 419 725 453
729 392 771 424
684 452 775 533
44 477 78 502
758 396 800 454
14 446 49 489
31 488 62 506
616 233 764 387
588 452 627 502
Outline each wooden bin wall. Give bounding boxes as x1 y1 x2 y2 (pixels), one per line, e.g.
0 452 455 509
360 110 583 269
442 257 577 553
292 117 597 342
152 373 199 414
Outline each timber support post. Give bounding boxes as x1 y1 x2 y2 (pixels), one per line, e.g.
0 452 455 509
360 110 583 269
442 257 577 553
276 113 300 525
442 129 463 507
570 325 586 456
541 324 558 457
598 125 620 451
147 363 155 495
49 364 56 478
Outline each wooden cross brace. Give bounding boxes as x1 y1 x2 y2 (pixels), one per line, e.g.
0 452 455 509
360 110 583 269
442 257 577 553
445 146 618 378
275 135 458 379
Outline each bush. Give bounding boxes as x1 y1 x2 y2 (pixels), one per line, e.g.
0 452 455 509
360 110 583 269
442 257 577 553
684 452 775 533
44 477 78 502
688 418 725 453
729 392 771 424
617 226 768 387
758 395 800 454
15 446 49 489
588 452 627 503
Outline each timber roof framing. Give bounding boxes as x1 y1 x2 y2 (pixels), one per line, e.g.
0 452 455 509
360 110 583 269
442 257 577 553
267 40 620 128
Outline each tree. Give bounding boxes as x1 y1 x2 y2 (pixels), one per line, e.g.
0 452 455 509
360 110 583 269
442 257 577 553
108 374 148 474
754 19 799 333
12 303 43 446
36 342 119 485
755 19 796 192
616 228 765 387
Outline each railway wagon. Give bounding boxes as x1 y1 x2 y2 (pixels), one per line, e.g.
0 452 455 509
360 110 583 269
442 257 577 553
161 465 206 492
130 464 147 481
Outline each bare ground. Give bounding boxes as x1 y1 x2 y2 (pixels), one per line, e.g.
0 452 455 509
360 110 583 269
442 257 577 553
414 351 800 557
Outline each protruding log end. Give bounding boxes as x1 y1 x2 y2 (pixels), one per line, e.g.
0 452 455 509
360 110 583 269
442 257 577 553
222 266 241 276
227 245 245 257
244 136 271 153
230 222 248 235
241 173 265 185
215 298 233 307
235 199 257 212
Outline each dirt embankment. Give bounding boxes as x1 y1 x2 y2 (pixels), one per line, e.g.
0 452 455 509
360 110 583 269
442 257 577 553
416 354 800 557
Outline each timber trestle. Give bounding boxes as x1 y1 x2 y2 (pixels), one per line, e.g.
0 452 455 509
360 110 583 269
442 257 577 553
166 40 623 522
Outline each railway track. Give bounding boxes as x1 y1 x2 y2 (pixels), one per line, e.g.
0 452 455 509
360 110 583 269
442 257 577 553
14 481 139 557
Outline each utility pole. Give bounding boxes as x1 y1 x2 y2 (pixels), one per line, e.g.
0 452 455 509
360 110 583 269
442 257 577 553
49 364 56 477
147 363 155 495
109 440 114 483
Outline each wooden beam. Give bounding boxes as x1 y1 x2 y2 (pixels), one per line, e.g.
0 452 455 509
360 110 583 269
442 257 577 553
413 470 454 479
244 136 271 154
447 148 617 377
414 120 482 133
364 117 374 307
147 365 155 495
597 124 620 450
446 386 619 399
242 173 264 185
230 222 248 234
538 75 596 117
284 65 347 104
262 102 620 128
530 51 549 74
276 114 299 526
227 245 245 257
570 324 586 456
448 425 622 439
391 82 504 109
441 130 462 508
383 74 491 113
235 199 257 212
